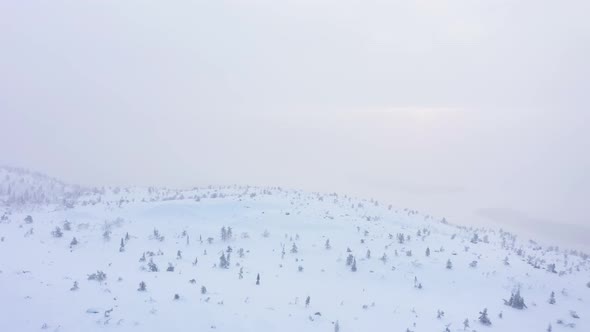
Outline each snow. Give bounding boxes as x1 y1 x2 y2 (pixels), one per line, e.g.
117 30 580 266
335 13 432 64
0 168 588 332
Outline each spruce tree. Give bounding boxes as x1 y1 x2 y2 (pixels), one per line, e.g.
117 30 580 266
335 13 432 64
478 308 491 325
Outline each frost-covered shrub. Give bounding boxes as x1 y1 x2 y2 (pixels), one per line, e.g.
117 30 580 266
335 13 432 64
167 263 175 272
147 259 158 272
51 227 63 238
88 271 107 282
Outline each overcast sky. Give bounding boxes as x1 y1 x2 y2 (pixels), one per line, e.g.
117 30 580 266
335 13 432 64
1 1 589 247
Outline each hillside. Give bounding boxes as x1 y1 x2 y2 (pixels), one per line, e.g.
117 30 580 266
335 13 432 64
0 166 90 207
0 170 588 332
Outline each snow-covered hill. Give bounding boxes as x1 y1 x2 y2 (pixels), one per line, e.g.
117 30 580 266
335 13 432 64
0 169 588 332
0 166 90 207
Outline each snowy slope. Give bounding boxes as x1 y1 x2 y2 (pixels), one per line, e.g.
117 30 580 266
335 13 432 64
0 166 90 207
0 172 588 332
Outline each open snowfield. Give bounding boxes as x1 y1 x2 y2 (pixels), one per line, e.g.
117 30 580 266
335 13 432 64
0 167 588 332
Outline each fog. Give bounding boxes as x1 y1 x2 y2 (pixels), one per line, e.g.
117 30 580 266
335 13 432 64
1 1 589 248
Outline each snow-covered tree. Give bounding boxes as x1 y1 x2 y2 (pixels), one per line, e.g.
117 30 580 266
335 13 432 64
148 258 158 272
219 252 230 269
51 227 63 238
504 288 527 309
221 226 227 241
479 308 491 325
346 254 354 266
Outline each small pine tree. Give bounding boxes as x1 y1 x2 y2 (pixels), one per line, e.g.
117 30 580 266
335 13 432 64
305 296 310 307
463 318 469 329
256 273 260 285
70 281 79 291
291 243 298 254
219 252 229 269
366 249 371 259
446 259 453 269
52 227 63 238
138 281 147 291
177 250 182 259
346 253 354 266
221 226 227 241
504 288 527 309
70 237 78 247
148 258 158 272
325 239 331 250
426 247 430 257
201 286 207 294
334 320 340 332
548 291 556 304
351 258 357 272
103 229 111 241
238 267 244 279
119 238 125 252
479 308 491 325
167 263 175 272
